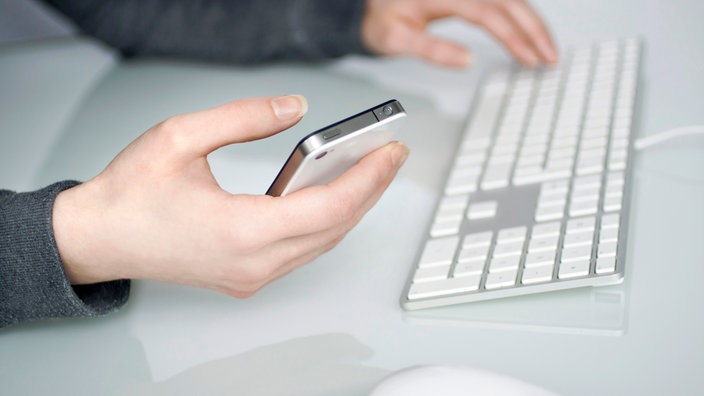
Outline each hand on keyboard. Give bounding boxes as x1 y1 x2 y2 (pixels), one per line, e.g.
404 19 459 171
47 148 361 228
361 0 559 68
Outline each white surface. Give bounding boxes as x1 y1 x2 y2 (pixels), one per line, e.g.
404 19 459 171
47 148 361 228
1 1 704 395
0 37 116 191
369 365 558 396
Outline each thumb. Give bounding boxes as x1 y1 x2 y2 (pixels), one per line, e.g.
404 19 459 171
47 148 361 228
153 95 308 160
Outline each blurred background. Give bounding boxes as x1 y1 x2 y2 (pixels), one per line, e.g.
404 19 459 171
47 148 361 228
0 0 73 44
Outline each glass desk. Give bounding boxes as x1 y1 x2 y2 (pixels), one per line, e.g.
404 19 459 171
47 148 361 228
1 1 703 394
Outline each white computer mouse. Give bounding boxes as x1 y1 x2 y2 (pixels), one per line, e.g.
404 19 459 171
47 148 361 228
369 365 560 396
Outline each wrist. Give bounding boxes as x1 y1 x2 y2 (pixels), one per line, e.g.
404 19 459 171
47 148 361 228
53 180 114 285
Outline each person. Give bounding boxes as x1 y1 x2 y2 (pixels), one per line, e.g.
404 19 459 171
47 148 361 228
0 0 557 328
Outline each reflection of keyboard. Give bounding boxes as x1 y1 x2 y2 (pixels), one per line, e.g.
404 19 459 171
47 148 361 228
402 38 641 310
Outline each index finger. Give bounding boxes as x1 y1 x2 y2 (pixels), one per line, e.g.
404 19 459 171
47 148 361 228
496 0 558 63
153 95 308 161
428 0 558 65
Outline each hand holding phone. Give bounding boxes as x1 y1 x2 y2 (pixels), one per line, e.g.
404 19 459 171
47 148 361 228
267 100 407 196
52 95 408 306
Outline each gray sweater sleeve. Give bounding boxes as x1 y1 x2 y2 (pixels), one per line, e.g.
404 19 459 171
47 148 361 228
0 182 130 328
43 0 371 64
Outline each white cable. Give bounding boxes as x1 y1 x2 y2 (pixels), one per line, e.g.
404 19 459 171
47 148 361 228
633 125 704 151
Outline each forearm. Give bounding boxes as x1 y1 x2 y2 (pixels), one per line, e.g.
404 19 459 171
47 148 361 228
43 0 371 64
0 182 129 328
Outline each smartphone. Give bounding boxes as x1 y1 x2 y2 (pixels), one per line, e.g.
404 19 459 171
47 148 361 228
266 99 407 196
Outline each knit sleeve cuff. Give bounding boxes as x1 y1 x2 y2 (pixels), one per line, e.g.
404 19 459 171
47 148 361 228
1 181 130 328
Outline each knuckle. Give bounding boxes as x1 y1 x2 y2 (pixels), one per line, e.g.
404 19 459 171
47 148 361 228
472 2 496 21
480 10 504 31
380 25 409 54
154 115 191 153
499 0 525 10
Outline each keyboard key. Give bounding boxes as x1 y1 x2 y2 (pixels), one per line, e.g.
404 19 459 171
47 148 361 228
522 265 554 284
430 219 462 238
561 245 593 262
516 155 544 167
458 245 490 263
437 194 470 211
413 266 451 283
418 237 459 268
570 186 600 202
595 256 617 274
598 241 618 258
446 174 479 195
454 260 486 277
528 235 559 252
558 260 590 279
524 250 557 268
531 221 562 238
566 216 596 233
462 231 494 248
467 201 498 219
536 205 565 221
514 169 571 185
599 227 619 243
497 226 527 243
563 230 595 248
481 168 512 190
604 183 624 199
493 241 526 258
465 96 503 138
601 214 620 229
607 171 625 187
573 174 602 190
575 156 604 175
455 155 486 169
569 197 599 217
408 276 481 300
434 208 464 223
489 255 521 273
541 180 570 195
603 196 622 212
538 194 567 208
485 271 518 289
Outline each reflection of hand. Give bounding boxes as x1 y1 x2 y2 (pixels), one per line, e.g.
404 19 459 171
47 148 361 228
53 95 409 297
362 0 558 68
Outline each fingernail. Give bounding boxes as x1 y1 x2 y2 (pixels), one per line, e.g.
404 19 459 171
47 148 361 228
272 95 308 120
391 142 410 168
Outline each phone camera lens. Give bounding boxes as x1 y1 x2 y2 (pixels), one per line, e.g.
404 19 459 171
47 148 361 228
383 105 393 116
315 151 328 160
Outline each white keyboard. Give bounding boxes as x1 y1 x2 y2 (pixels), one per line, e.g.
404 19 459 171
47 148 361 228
402 38 641 310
